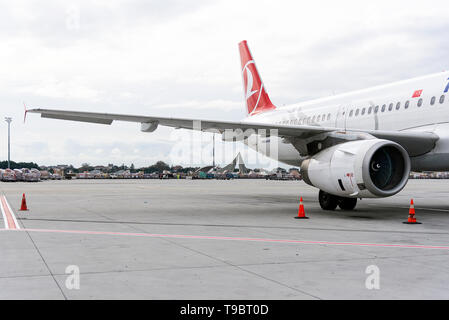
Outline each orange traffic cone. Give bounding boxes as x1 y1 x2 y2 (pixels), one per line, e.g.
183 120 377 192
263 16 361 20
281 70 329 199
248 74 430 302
403 199 421 224
19 193 28 211
295 197 309 219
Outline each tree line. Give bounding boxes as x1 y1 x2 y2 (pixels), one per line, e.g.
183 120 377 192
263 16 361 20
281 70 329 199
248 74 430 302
0 161 40 170
1 160 199 174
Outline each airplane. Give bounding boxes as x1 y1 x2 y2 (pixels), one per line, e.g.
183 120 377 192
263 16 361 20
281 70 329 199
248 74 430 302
28 40 449 211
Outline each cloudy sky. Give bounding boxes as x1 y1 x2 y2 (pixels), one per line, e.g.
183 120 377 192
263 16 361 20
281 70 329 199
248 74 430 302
0 0 448 168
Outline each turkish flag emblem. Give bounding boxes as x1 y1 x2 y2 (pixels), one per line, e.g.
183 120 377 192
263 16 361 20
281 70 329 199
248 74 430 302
412 90 423 98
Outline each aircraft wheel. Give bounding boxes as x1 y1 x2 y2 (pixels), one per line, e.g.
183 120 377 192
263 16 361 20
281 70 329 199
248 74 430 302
319 190 338 210
338 197 357 211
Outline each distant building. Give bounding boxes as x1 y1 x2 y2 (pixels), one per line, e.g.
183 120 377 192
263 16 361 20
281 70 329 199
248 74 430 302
219 153 249 174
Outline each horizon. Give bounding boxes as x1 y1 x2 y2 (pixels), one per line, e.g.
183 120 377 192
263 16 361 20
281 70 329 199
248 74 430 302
0 159 297 171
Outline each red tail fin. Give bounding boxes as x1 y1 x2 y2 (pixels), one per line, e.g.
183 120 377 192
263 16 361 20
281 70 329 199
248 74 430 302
239 40 276 116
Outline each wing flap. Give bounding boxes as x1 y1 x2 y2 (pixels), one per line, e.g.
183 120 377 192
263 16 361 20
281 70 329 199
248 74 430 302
366 130 438 156
41 113 113 125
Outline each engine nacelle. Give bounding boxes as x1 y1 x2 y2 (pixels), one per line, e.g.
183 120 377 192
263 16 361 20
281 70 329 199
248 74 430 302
140 121 159 133
300 139 410 198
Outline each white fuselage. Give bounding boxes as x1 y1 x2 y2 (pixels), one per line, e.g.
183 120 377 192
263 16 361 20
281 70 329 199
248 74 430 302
244 71 449 171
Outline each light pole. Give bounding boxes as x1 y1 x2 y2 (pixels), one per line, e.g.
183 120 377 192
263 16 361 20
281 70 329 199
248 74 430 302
212 133 215 167
5 117 12 169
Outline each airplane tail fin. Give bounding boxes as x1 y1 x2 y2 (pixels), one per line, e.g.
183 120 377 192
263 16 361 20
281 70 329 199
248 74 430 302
238 40 276 116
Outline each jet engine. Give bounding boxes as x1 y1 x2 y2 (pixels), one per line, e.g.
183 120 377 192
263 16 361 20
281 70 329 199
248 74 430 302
140 121 159 133
300 139 410 198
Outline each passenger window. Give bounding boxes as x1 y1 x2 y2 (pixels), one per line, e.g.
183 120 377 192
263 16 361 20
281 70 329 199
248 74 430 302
381 104 386 112
312 116 316 122
317 115 321 122
322 114 325 120
405 101 409 109
417 98 423 107
368 106 372 114
431 96 436 105
374 105 379 113
327 114 331 121
355 109 359 116
388 103 393 111
396 102 401 110
440 95 445 104
361 108 366 115
349 110 353 117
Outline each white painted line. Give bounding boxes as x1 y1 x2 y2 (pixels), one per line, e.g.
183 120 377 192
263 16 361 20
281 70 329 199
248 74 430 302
0 195 20 230
4 196 20 229
0 196 8 229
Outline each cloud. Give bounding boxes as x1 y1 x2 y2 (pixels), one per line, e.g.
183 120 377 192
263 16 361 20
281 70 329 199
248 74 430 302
17 77 101 100
152 100 243 113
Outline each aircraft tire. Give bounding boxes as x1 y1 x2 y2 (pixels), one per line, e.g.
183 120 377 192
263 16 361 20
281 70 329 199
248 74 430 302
319 190 338 210
338 197 357 211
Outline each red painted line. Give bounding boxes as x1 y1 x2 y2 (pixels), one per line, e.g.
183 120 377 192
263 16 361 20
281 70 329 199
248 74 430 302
0 196 18 230
3 227 449 250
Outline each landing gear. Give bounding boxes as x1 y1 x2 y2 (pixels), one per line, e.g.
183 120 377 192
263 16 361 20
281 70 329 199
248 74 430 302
318 190 357 211
338 197 357 211
319 190 338 210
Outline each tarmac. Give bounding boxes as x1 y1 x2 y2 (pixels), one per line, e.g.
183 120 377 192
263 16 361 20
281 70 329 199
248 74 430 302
0 179 448 299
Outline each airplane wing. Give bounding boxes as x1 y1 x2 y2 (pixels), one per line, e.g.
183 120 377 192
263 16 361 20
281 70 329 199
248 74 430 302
28 108 331 137
27 108 438 156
